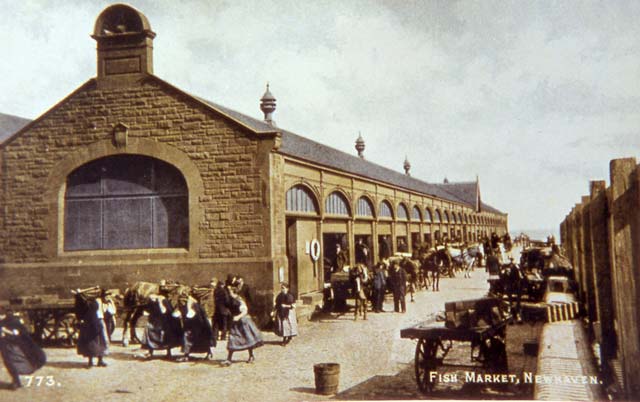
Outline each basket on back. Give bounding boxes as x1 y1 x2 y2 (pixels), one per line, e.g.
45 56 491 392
72 286 102 301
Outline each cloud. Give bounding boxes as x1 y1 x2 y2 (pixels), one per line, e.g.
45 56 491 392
1 0 639 232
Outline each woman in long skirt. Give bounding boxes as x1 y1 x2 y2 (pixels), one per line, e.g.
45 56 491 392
142 295 182 358
173 294 215 362
221 286 263 366
0 308 46 389
74 290 109 368
274 282 298 345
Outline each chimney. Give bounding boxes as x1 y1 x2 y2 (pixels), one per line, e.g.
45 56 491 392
403 156 411 176
92 4 156 89
260 83 276 126
355 132 365 158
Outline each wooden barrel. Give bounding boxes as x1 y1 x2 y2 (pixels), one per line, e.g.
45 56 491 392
314 363 340 395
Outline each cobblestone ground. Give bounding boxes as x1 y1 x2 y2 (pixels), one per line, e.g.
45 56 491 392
0 267 539 402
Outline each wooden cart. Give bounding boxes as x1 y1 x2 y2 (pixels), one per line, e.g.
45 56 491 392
4 297 79 346
400 297 512 393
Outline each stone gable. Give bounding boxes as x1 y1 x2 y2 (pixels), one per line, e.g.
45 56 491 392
0 77 271 263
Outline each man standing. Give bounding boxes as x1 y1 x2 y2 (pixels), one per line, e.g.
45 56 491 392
371 263 387 313
333 243 348 273
379 236 391 261
355 238 370 267
389 262 407 313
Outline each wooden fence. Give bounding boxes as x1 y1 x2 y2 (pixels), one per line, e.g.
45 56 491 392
560 157 640 399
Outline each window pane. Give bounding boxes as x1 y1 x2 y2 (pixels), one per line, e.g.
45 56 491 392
153 196 188 247
154 160 188 194
66 161 102 197
64 199 102 250
103 198 153 249
103 156 153 195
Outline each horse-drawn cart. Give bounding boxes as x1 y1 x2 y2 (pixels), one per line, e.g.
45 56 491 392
2 296 79 346
400 297 512 393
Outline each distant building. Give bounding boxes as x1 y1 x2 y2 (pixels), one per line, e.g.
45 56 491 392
0 4 508 322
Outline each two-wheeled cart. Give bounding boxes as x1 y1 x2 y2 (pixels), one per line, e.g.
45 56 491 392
400 297 512 393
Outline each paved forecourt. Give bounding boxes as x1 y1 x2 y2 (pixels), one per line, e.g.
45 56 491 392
1 270 496 402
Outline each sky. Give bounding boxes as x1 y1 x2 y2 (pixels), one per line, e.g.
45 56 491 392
2 0 640 236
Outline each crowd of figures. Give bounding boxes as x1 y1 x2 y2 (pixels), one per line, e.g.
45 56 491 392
324 231 521 322
1 232 525 391
0 274 301 390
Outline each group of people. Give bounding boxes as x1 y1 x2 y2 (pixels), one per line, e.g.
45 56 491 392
69 275 274 372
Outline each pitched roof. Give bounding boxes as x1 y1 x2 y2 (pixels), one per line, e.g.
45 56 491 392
279 130 461 201
436 181 504 215
0 113 31 144
1 75 504 215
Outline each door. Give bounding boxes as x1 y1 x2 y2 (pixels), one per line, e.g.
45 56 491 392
287 218 320 297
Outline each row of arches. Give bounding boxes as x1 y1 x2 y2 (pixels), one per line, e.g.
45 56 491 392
285 184 505 226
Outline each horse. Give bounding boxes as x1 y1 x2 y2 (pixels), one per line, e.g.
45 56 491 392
400 257 420 302
436 247 454 278
448 247 465 275
121 280 190 346
460 245 483 278
350 264 369 321
121 281 160 346
420 250 442 291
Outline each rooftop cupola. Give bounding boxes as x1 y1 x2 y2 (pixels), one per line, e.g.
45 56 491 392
260 84 276 126
92 4 156 88
355 132 365 158
403 156 411 176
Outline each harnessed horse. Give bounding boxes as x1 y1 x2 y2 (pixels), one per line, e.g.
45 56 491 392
420 250 443 291
121 281 190 345
456 245 483 278
400 257 420 302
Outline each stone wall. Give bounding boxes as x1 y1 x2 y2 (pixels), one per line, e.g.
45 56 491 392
0 77 271 263
560 157 640 399
0 77 280 323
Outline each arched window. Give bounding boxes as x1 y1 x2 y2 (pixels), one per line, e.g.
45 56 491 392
443 210 450 223
451 212 457 224
356 196 374 218
286 185 318 214
458 212 463 224
325 191 350 216
397 204 409 220
434 209 442 223
411 206 421 221
424 208 433 223
64 155 188 251
379 200 393 219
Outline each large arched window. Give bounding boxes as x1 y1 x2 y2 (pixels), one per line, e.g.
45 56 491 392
356 196 374 218
397 204 409 220
286 185 318 214
64 155 188 251
325 191 350 216
451 212 458 224
411 206 421 221
443 210 450 223
434 209 442 223
379 200 393 219
424 208 433 223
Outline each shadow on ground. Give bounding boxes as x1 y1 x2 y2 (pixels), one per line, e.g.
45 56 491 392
332 322 541 400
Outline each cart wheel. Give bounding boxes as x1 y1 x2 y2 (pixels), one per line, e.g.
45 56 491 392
415 339 439 393
41 315 58 344
58 313 79 346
